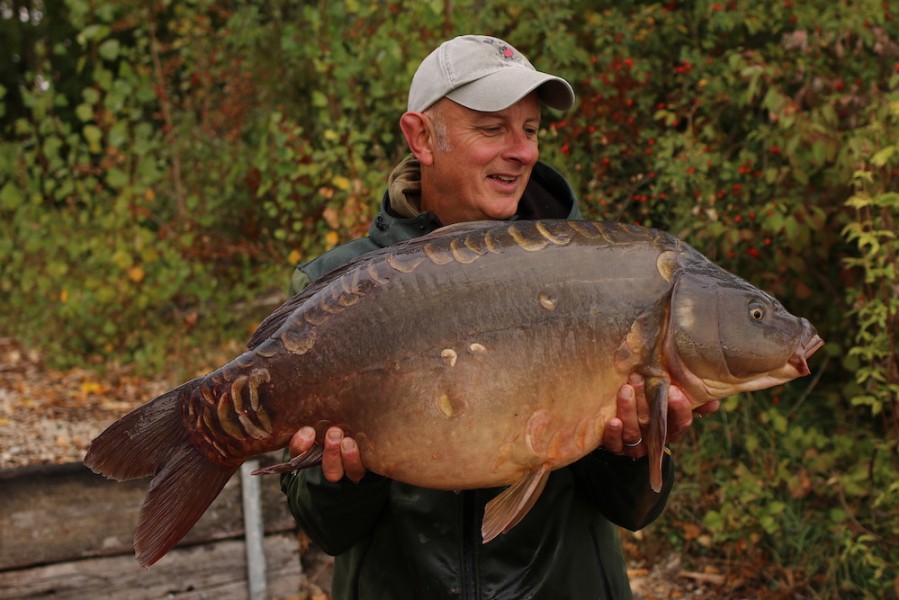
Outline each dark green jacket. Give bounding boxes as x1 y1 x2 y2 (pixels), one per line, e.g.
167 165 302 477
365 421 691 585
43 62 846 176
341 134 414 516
282 162 674 600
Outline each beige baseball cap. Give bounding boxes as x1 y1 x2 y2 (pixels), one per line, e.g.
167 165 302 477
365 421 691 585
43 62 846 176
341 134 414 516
407 35 575 113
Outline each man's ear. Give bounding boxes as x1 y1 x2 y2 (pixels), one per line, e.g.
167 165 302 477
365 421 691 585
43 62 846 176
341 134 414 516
399 112 435 166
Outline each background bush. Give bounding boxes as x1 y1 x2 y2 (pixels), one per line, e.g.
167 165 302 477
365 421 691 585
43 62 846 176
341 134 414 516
2 0 896 596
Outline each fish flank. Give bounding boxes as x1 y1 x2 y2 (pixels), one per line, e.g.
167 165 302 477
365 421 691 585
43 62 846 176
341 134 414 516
441 348 458 367
254 339 280 358
281 329 316 355
567 220 605 239
193 368 275 450
656 250 680 282
509 223 549 252
463 234 488 255
423 242 455 265
451 238 481 264
366 261 390 284
320 297 345 315
484 228 503 253
538 292 557 311
536 221 574 246
303 307 330 326
387 253 425 273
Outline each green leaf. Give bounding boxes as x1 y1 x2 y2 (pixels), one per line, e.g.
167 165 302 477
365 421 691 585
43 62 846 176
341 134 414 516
0 181 23 210
83 87 101 105
106 168 129 189
108 121 129 147
870 144 897 167
82 124 103 152
312 90 329 108
75 103 94 122
98 39 120 61
77 24 111 45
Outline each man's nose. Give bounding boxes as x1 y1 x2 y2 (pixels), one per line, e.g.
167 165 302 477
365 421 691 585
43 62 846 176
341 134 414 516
503 131 538 165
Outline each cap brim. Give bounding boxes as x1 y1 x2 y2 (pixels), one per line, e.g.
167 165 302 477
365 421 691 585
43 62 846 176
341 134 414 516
446 68 575 112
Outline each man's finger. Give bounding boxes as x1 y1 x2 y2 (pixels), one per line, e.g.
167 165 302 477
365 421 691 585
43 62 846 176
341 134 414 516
288 426 317 458
602 417 625 454
628 373 651 427
321 427 346 482
340 437 366 483
616 383 643 447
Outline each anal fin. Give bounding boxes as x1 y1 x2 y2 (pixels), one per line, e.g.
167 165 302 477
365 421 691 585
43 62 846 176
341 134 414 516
251 445 324 476
481 464 551 542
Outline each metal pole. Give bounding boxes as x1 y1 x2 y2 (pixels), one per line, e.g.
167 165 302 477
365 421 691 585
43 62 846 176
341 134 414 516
241 460 267 600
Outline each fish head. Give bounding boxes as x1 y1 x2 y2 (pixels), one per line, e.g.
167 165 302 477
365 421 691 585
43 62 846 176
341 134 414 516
666 270 824 405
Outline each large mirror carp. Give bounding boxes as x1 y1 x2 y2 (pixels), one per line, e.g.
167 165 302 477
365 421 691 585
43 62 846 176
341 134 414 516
84 220 823 566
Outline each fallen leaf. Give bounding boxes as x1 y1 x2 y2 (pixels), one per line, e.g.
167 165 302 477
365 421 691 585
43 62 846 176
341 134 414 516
332 175 350 191
681 522 702 540
127 265 145 283
80 381 107 395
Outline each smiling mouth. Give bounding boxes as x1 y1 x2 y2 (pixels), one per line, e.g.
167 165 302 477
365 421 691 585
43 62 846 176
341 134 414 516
489 174 517 183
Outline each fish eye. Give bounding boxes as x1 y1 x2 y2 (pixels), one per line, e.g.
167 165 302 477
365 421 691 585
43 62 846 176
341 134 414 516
749 305 765 321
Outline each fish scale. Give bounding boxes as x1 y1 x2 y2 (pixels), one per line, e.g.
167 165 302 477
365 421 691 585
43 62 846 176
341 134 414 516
84 219 823 567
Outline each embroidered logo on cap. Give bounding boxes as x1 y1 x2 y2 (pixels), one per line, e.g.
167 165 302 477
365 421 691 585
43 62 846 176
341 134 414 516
479 37 523 64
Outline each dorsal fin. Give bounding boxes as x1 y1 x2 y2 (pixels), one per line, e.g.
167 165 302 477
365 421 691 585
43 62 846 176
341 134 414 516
247 251 378 350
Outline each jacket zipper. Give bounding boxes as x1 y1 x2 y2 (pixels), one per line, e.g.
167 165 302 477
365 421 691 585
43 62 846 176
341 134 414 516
461 490 479 600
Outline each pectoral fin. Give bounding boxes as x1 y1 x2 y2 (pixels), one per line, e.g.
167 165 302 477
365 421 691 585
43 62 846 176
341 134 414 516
644 376 669 493
251 445 324 476
481 465 551 542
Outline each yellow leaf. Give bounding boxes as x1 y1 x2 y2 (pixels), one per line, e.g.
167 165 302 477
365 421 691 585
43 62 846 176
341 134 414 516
144 188 155 202
287 249 302 266
332 175 350 191
127 265 145 283
325 231 339 249
80 381 105 394
60 289 68 304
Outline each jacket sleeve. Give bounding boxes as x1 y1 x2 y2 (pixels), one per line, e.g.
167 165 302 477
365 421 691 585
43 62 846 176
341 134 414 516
570 448 675 531
281 467 391 556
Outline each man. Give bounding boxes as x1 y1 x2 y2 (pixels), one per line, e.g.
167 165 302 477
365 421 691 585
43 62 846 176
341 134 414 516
282 35 718 599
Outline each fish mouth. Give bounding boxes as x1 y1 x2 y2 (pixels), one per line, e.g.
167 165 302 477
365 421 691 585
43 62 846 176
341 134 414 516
789 333 825 377
675 330 826 403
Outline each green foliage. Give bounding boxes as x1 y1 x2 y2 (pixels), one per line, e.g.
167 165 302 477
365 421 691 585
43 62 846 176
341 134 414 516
842 95 899 425
1 0 898 595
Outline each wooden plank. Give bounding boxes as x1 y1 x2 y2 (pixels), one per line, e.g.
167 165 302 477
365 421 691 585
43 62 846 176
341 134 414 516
0 454 295 569
0 533 304 600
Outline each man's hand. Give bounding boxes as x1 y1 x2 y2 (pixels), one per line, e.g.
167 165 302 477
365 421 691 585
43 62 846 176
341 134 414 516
601 374 720 458
289 425 367 483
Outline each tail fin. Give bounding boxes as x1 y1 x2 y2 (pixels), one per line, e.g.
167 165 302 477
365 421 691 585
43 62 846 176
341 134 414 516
84 380 237 567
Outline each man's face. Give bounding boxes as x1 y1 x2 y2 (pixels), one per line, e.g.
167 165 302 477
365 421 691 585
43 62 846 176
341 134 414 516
423 94 540 225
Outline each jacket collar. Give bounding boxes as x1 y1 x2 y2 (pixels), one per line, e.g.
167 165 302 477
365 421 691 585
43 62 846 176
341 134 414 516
368 160 580 248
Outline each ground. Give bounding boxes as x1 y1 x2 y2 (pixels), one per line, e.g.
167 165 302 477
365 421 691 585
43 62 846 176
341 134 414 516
0 336 726 599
